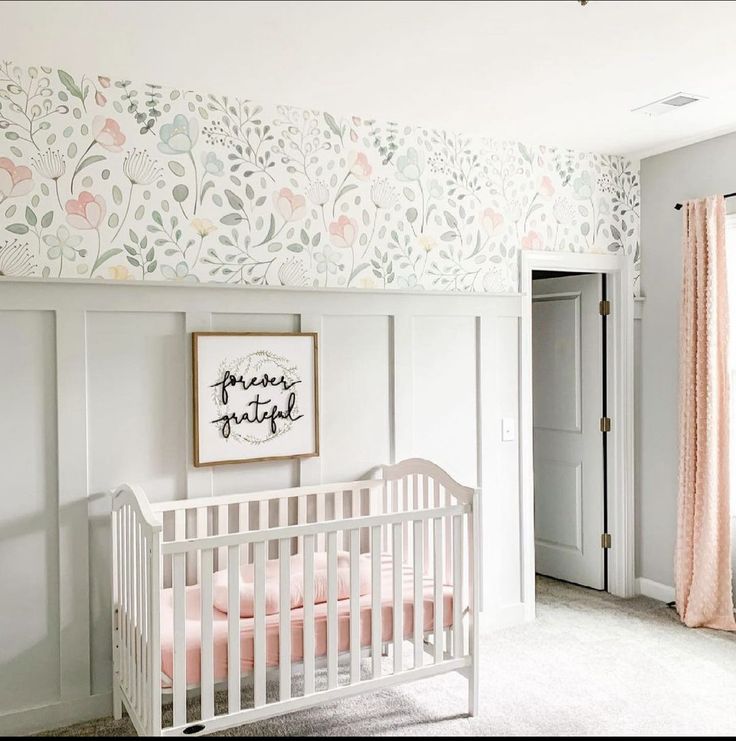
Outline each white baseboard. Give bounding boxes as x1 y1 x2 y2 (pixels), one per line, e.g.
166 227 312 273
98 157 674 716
636 577 676 603
0 692 111 736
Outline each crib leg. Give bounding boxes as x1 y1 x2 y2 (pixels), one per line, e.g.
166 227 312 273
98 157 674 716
467 661 479 717
113 681 123 721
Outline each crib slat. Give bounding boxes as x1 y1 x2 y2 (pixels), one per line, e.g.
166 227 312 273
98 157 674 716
349 528 360 685
334 491 343 549
253 541 266 708
136 522 144 720
303 534 315 695
297 495 307 554
131 518 139 715
326 530 338 689
371 526 381 679
423 476 430 573
453 515 463 658
278 497 288 527
392 523 403 674
433 518 444 663
445 488 453 584
402 477 409 562
238 504 248 564
172 552 186 727
279 538 291 700
200 548 215 720
125 508 133 702
196 507 207 581
413 520 423 669
217 505 228 571
227 545 240 713
174 509 185 541
381 482 389 550
316 493 326 552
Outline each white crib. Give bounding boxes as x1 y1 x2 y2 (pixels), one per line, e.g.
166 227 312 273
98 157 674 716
111 458 480 737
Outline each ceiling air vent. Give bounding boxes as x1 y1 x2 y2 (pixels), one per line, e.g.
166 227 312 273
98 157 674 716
632 92 705 117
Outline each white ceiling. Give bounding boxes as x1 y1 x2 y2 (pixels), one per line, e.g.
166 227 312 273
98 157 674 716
5 0 736 159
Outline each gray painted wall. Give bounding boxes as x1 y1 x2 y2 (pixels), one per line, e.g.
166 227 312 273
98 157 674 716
639 131 736 587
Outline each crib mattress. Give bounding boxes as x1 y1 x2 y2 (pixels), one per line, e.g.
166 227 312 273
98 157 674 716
160 552 454 687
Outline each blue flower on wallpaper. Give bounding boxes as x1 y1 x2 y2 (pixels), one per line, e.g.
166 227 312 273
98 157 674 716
157 114 199 155
0 61 640 292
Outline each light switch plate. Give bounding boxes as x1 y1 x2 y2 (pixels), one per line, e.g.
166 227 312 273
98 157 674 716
501 417 516 442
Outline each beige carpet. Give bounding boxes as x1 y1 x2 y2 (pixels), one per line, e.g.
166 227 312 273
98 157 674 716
40 577 736 736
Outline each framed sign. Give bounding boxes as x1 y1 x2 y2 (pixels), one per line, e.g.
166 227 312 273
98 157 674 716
192 332 319 467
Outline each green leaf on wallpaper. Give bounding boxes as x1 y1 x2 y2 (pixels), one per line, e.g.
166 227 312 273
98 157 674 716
25 207 37 227
168 161 186 177
41 211 54 229
6 223 28 235
324 112 342 138
58 69 85 103
112 185 123 206
406 207 418 224
172 185 189 203
93 249 122 275
76 154 105 176
4 131 19 141
286 243 303 253
5 205 16 218
225 189 244 211
267 241 282 253
263 214 276 243
134 205 145 221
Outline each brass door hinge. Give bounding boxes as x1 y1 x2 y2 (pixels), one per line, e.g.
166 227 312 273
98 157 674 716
599 299 611 316
601 533 612 549
600 417 611 433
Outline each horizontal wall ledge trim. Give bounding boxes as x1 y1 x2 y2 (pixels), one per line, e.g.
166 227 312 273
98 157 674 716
0 275 521 301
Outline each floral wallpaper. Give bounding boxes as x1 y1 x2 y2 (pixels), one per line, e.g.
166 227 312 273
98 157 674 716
0 61 640 293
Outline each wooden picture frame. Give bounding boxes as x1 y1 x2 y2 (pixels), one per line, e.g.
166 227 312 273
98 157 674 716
192 332 320 467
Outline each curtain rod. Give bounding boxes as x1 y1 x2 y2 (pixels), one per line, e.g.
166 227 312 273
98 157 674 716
674 192 736 210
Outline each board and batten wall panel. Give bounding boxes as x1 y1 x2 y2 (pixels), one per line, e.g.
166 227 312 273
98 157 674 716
412 316 478 485
0 310 61 714
86 311 187 695
0 279 522 734
320 315 392 484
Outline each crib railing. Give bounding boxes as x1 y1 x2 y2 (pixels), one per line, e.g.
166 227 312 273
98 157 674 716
112 459 480 737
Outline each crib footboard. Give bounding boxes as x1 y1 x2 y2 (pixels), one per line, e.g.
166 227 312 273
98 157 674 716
112 459 480 737
112 484 163 737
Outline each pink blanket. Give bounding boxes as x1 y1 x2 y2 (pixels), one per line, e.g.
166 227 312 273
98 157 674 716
160 553 454 686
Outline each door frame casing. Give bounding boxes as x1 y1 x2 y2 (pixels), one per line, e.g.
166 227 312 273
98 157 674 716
520 250 635 617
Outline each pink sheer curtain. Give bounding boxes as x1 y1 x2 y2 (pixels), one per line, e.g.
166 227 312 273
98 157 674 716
675 194 736 630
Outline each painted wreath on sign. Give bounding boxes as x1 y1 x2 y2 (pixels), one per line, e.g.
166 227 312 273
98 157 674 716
210 351 302 446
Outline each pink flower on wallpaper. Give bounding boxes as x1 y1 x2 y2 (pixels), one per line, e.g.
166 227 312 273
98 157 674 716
66 191 106 230
95 91 107 107
272 187 306 222
97 75 111 88
0 157 34 200
329 214 358 248
521 230 543 250
348 152 372 180
539 176 555 197
481 207 504 235
91 116 125 152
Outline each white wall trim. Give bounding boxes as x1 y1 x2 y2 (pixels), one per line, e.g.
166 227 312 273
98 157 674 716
0 692 112 737
519 251 636 622
636 577 676 603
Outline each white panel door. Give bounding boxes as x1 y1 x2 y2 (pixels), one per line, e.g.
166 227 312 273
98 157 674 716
532 274 604 589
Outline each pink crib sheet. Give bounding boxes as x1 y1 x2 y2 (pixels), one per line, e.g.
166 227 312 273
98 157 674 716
160 553 455 687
